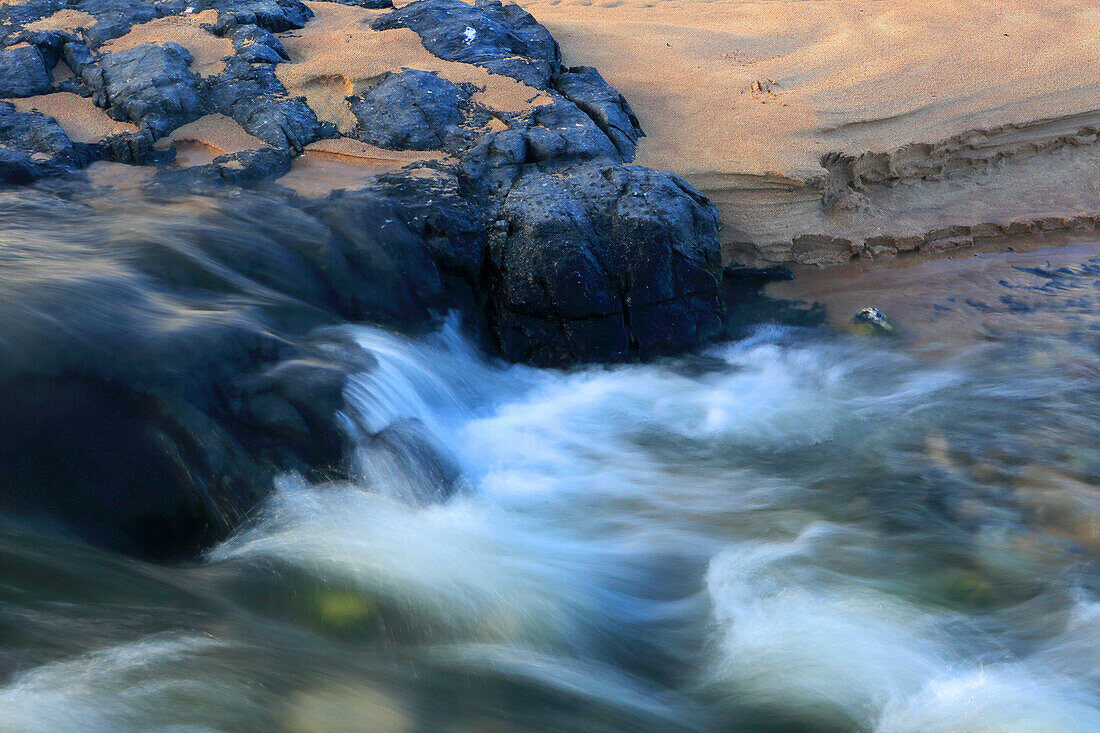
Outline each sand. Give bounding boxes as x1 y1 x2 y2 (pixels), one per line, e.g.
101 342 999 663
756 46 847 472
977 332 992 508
276 138 445 196
5 92 138 142
24 9 97 32
152 113 269 168
101 10 232 77
520 0 1100 264
276 1 551 134
157 114 268 155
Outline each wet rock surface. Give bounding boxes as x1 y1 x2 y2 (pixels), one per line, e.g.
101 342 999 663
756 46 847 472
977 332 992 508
0 0 726 558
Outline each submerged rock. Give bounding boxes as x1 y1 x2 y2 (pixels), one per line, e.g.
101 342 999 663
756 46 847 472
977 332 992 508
850 306 896 335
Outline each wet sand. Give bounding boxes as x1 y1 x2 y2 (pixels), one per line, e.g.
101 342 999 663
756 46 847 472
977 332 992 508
769 233 1100 347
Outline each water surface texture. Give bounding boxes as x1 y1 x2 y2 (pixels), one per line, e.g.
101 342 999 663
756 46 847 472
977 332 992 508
2 238 1099 732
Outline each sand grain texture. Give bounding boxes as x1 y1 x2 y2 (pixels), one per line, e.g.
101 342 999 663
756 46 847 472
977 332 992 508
6 92 138 142
521 0 1100 264
24 9 97 32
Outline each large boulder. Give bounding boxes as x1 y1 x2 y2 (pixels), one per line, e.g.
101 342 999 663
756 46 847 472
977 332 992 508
486 164 723 364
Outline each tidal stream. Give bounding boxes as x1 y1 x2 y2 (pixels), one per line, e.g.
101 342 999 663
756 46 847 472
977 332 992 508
2 242 1099 732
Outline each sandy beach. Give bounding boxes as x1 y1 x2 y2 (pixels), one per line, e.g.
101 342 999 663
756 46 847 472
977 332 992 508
521 0 1100 264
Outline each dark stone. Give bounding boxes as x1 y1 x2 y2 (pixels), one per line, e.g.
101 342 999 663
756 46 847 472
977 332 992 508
0 189 426 559
373 168 487 283
0 43 51 97
0 146 42 183
458 98 626 195
349 69 476 152
373 0 560 88
76 0 159 47
0 0 66 39
86 42 202 136
553 66 643 160
319 0 392 8
486 164 722 364
235 95 320 151
367 419 461 504
310 188 446 325
211 58 321 150
212 0 313 33
60 39 95 75
227 23 289 63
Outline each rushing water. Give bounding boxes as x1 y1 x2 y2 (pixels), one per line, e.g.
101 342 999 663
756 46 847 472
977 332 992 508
1 241 1099 732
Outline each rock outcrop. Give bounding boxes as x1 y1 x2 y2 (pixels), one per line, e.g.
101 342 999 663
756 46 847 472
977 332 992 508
0 0 726 558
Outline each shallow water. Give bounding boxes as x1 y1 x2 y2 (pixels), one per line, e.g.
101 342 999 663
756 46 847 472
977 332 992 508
2 241 1099 732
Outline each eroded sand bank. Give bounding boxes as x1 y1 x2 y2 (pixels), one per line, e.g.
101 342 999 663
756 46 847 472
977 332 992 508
520 0 1100 265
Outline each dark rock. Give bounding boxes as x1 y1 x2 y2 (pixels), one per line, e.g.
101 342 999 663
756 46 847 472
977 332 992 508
86 42 202 136
461 99 623 193
850 306 897 335
0 102 86 180
236 95 320 150
0 43 52 97
211 58 321 150
310 188 445 324
0 146 42 183
316 0 392 8
212 0 313 33
213 146 293 180
60 39 95 75
76 0 158 47
349 69 477 152
373 0 560 88
6 28 71 69
0 189 415 559
373 168 487 283
486 164 722 364
0 0 66 38
98 129 161 165
515 99 622 163
553 66 643 160
365 419 461 504
226 23 289 63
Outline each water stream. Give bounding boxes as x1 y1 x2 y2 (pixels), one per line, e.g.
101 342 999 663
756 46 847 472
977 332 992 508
1 241 1099 732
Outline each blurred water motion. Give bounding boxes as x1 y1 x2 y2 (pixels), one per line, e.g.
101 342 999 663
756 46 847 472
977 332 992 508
1 239 1099 731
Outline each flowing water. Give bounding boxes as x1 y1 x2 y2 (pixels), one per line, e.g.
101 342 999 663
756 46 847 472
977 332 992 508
1 233 1099 731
